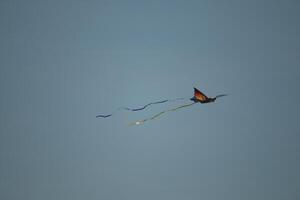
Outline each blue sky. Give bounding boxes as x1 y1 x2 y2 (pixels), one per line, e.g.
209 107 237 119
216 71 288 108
1 0 299 199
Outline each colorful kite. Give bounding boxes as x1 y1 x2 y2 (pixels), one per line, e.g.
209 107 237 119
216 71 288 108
96 87 227 125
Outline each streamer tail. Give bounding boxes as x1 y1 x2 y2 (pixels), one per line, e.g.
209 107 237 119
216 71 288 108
122 100 168 111
129 102 197 125
96 97 187 118
96 114 112 118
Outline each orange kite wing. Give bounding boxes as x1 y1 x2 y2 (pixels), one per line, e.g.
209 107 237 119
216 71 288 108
194 87 208 101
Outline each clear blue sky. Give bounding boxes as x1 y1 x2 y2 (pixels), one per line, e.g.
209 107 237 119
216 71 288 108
1 0 299 199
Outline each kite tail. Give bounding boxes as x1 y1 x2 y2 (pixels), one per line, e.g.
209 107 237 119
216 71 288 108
96 114 112 118
129 102 197 126
96 97 188 118
122 97 187 111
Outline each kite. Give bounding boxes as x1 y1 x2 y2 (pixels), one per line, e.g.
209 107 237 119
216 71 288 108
96 87 228 125
190 87 228 103
129 87 228 125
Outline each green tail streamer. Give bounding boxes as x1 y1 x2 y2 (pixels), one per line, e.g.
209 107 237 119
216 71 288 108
129 102 197 126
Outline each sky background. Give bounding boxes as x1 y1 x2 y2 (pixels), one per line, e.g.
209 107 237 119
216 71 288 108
0 0 299 199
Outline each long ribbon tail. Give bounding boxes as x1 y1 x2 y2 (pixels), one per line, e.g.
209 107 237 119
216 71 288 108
96 114 112 118
96 97 188 118
122 100 168 111
122 97 186 111
129 102 197 125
